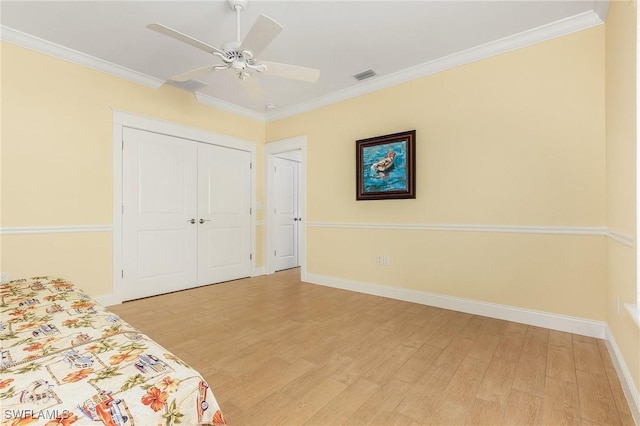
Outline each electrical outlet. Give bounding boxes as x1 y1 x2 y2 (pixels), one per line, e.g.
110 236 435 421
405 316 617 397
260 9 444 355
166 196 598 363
0 272 7 282
383 255 390 265
376 255 383 265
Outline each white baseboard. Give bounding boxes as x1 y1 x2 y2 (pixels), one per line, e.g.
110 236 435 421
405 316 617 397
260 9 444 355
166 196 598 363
605 326 640 424
302 272 607 338
95 268 268 306
302 272 640 419
94 293 121 307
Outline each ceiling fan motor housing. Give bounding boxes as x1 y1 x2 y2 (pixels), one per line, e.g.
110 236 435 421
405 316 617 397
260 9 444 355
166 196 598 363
225 50 246 69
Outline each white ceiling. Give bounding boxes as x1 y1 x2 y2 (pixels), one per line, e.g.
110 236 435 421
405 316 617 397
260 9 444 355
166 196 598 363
1 1 608 120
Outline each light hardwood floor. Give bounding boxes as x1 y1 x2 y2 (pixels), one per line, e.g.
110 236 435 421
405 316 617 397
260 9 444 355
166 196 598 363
109 268 635 425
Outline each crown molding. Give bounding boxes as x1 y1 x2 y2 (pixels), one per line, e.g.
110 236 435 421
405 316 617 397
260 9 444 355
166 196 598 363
194 93 265 122
265 9 605 122
592 0 610 22
2 7 606 123
0 25 263 121
0 25 164 89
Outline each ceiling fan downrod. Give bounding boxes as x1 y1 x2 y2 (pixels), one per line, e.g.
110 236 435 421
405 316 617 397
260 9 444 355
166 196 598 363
224 0 267 78
229 0 248 43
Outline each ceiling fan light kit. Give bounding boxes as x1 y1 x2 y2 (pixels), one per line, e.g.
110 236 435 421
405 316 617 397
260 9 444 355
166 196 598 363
147 0 320 93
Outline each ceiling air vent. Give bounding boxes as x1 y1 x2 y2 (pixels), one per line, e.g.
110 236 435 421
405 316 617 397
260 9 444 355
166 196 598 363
166 79 208 92
353 69 376 81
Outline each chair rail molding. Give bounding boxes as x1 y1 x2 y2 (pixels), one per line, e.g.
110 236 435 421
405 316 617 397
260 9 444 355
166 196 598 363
0 225 113 235
306 221 610 237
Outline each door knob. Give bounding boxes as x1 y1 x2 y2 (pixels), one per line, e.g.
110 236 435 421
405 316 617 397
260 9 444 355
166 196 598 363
293 218 298 221
199 219 211 224
188 219 196 224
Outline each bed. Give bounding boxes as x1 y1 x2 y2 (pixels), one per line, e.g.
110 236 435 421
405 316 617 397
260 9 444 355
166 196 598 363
0 276 225 426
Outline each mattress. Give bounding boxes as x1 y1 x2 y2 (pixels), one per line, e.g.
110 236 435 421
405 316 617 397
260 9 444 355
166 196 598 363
0 276 225 426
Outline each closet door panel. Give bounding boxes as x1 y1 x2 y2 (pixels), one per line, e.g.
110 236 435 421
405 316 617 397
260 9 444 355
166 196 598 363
122 128 198 300
197 144 252 284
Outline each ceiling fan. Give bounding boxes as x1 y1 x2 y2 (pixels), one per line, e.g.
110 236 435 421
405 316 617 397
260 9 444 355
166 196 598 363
147 0 320 86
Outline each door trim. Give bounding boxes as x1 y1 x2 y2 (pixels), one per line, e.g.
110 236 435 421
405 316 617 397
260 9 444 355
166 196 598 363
265 136 307 277
112 110 257 304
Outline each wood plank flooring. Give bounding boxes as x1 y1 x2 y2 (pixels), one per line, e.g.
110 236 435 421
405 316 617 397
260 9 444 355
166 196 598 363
108 269 635 425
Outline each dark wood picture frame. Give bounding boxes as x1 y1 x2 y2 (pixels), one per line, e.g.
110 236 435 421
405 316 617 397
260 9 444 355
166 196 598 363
356 130 416 200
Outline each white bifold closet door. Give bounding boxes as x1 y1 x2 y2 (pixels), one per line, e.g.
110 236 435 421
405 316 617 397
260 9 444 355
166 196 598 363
122 127 251 301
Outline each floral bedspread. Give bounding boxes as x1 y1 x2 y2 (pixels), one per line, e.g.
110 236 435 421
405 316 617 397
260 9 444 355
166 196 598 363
0 277 225 426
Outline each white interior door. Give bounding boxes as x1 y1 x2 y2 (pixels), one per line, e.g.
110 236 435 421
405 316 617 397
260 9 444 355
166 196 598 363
198 144 252 284
274 156 300 271
122 128 198 300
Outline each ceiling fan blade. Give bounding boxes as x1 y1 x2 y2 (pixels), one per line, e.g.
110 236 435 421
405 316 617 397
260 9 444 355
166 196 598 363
239 15 283 58
241 75 265 99
170 65 216 82
147 23 225 56
261 61 320 83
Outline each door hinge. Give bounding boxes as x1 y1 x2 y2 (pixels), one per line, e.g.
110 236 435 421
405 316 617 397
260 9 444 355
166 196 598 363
250 162 252 169
274 250 277 256
122 140 124 150
122 205 124 214
250 208 252 215
250 253 252 260
121 270 124 278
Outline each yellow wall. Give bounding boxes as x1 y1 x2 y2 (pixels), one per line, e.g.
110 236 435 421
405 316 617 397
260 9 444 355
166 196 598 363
0 41 265 296
268 26 608 320
605 0 639 398
2 7 637 402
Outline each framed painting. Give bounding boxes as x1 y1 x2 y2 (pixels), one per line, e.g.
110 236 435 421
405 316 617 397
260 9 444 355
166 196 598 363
356 130 416 200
